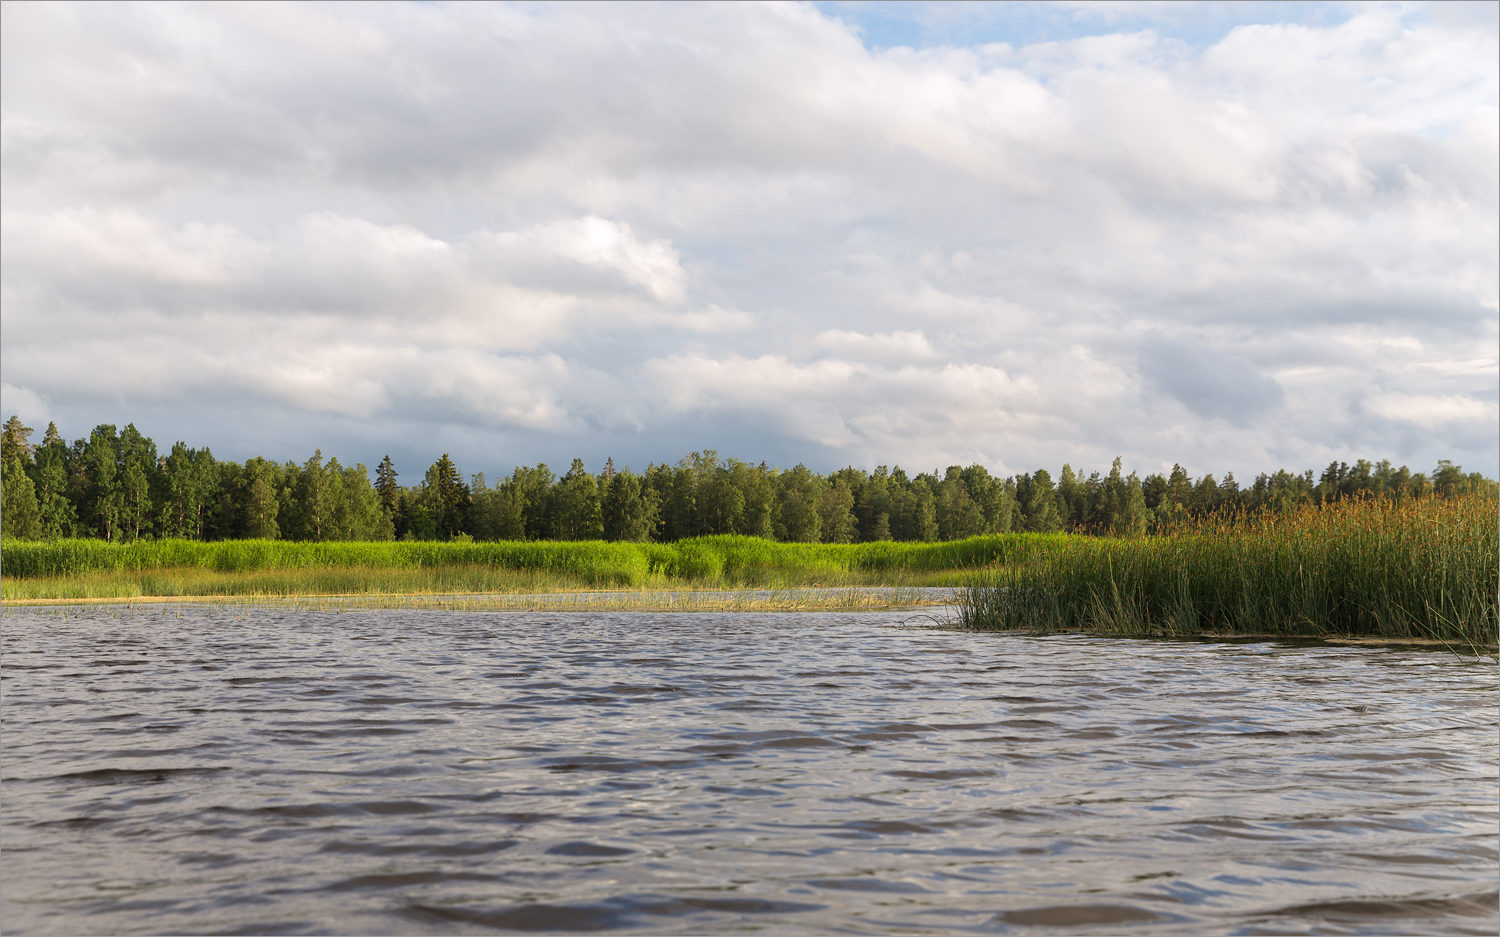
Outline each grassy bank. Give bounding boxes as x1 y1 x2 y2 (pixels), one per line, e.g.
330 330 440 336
956 493 1498 644
0 533 1062 601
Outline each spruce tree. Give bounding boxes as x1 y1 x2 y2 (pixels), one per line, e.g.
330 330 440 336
421 454 469 538
375 455 399 513
553 458 603 539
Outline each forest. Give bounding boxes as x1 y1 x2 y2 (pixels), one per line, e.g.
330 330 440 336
1 415 1493 544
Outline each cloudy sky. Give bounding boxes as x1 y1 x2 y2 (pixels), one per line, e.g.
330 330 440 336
2 1 1496 481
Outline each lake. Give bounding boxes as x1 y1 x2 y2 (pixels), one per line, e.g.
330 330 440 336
2 605 1495 935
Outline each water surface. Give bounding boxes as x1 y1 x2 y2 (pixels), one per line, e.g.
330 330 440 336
2 606 1495 935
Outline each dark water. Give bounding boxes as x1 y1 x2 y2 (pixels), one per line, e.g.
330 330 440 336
2 606 1495 936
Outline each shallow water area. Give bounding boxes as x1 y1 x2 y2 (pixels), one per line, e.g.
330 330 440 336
2 605 1495 935
275 585 961 612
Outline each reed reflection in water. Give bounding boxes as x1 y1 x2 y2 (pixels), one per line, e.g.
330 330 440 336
1 606 1495 935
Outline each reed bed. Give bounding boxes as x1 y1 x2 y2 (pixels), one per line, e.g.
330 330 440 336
956 493 1498 645
0 533 1061 601
1 539 656 585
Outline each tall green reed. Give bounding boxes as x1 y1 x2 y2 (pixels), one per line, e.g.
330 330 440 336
957 493 1498 643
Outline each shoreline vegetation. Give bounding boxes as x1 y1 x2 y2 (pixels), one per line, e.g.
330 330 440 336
5 494 1496 648
1 417 1494 645
2 417 1493 547
0 535 1049 600
956 493 1497 648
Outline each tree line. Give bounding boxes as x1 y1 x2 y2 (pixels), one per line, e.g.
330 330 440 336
1 416 1493 543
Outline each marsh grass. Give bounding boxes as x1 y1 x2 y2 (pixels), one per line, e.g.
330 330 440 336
0 533 1060 579
1 534 1056 602
0 564 961 602
956 493 1498 645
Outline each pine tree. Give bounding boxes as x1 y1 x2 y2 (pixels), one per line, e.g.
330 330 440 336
1433 460 1467 498
1 416 34 465
1 452 41 539
1167 464 1192 506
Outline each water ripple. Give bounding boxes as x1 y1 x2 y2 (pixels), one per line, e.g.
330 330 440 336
2 605 1495 935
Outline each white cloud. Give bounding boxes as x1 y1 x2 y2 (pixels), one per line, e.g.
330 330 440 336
0 2 1494 477
0 383 51 426
671 304 756 333
478 216 686 303
1368 392 1496 426
813 329 937 361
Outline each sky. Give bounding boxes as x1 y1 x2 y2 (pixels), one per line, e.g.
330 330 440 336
2 0 1496 482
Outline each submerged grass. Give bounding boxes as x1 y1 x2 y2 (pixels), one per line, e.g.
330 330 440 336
206 586 947 614
0 564 957 602
956 493 1498 645
4 586 949 614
